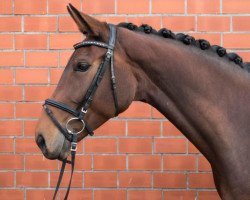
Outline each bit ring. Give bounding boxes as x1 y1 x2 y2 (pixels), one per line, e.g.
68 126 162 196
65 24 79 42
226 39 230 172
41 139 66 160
66 117 85 135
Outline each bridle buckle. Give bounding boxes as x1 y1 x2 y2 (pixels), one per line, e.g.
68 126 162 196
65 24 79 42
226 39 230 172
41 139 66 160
81 108 87 114
70 142 77 151
106 50 112 59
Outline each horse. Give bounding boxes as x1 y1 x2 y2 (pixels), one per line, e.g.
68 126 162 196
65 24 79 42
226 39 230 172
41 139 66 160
35 4 250 200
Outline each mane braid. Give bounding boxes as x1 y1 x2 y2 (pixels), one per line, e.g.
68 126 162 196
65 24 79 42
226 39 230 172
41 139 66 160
117 22 250 72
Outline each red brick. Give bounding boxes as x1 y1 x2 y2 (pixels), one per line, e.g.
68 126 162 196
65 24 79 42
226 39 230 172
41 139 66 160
0 138 13 152
0 52 24 67
50 172 82 187
25 86 56 101
163 155 196 171
60 190 93 200
224 34 250 49
0 172 14 187
0 155 23 170
153 173 186 188
50 68 63 84
16 34 47 50
0 86 22 101
0 190 24 200
152 108 165 118
0 34 13 49
0 121 22 136
27 190 91 200
0 0 12 14
94 190 126 200
26 190 55 200
190 34 221 45
24 120 38 136
163 191 196 200
0 103 14 118
162 16 195 32
128 121 161 136
83 0 115 14
16 103 42 118
128 155 161 170
198 16 230 32
59 16 78 32
119 102 151 118
237 52 250 61
74 155 92 170
59 51 73 66
152 0 184 14
0 69 13 84
189 173 215 188
119 172 151 188
94 155 126 170
128 190 162 200
16 69 48 84
223 0 250 13
119 138 152 153
198 191 221 200
48 0 81 14
155 138 187 153
95 16 127 25
199 156 212 171
188 0 220 14
117 0 149 14
24 17 57 32
25 155 58 170
163 121 182 136
15 0 46 14
17 172 48 187
233 16 250 31
188 142 200 154
50 34 82 49
0 17 21 31
127 16 162 32
85 172 117 187
95 120 125 136
16 138 41 153
84 138 117 153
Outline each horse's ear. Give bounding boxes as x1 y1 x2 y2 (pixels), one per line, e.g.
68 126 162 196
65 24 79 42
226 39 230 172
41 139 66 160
67 3 105 36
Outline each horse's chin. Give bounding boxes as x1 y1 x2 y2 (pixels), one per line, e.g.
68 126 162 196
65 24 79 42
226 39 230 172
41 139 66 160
38 133 70 160
43 142 70 161
58 139 71 160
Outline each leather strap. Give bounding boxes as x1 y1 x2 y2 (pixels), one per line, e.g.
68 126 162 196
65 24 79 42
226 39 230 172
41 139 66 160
74 40 113 50
45 24 117 200
81 25 117 113
109 25 119 116
52 133 77 200
43 103 94 139
45 99 79 117
43 104 73 141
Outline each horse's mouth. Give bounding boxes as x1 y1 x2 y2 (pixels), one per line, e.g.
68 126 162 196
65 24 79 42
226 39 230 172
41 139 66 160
36 134 70 160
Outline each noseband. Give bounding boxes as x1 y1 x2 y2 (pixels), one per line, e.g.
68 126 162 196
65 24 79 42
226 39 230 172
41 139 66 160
43 24 118 200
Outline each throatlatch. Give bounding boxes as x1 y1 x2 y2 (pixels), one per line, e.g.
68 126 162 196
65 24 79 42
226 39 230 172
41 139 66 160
43 24 118 200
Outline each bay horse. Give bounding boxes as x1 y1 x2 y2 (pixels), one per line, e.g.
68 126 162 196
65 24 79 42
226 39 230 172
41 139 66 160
35 4 250 200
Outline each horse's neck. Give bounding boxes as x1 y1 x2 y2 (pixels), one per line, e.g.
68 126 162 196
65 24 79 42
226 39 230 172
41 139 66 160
120 29 250 165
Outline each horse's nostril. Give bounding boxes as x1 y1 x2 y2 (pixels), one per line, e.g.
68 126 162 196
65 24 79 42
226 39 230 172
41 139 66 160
36 134 46 150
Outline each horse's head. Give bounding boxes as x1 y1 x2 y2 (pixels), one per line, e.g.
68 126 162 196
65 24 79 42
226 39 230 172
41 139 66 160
35 4 137 160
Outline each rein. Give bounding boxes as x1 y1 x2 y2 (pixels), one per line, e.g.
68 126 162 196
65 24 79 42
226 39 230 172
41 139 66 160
43 24 118 200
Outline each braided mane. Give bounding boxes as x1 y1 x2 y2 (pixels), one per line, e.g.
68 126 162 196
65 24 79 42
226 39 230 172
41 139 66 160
118 22 250 72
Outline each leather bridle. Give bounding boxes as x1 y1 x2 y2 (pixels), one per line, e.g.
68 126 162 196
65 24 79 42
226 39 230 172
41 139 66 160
43 24 118 200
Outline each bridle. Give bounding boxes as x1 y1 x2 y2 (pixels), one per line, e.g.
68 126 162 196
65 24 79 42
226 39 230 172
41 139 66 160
43 24 118 200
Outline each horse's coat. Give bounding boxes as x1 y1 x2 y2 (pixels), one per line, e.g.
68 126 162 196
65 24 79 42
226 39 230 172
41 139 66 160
35 4 250 200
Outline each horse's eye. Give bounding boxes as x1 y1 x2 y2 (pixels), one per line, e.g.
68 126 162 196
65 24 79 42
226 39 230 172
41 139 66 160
75 62 90 72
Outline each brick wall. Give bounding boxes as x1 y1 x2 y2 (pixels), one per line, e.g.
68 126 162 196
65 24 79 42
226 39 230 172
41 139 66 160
0 0 249 199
